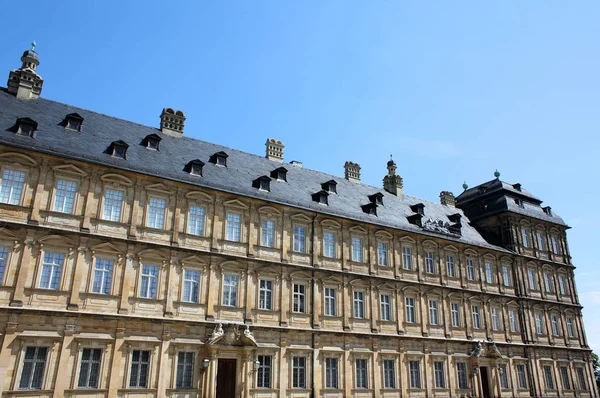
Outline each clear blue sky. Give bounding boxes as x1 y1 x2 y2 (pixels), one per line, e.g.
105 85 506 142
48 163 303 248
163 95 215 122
2 1 599 347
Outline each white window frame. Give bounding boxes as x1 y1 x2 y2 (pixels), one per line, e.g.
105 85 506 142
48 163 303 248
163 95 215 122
535 312 544 334
258 279 274 310
0 168 26 206
324 287 336 316
380 294 391 321
325 357 339 389
466 258 475 281
402 246 413 270
434 361 446 388
38 251 66 290
225 212 242 242
261 219 276 248
323 231 336 258
129 349 152 388
446 255 456 277
52 177 78 214
502 264 511 287
355 358 368 389
292 356 307 389
102 188 124 222
451 303 461 327
409 359 422 389
91 257 114 295
222 274 239 307
472 305 481 329
485 262 494 284
293 225 306 253
491 307 500 331
353 290 365 319
405 297 416 323
182 269 201 303
146 196 167 229
351 237 363 263
139 264 160 299
187 205 205 236
293 283 306 313
521 228 530 248
429 299 439 325
383 359 395 389
425 251 435 274
528 269 537 290
377 241 389 266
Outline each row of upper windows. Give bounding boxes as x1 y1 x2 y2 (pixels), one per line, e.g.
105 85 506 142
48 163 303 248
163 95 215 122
520 227 563 255
15 344 589 392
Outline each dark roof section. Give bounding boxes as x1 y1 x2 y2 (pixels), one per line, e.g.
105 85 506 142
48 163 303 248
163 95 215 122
455 178 567 226
0 88 509 252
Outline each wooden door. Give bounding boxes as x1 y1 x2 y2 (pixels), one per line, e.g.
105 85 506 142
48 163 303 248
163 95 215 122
216 359 236 398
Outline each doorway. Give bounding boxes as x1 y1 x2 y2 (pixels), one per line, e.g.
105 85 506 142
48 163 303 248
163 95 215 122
480 366 491 398
216 359 237 398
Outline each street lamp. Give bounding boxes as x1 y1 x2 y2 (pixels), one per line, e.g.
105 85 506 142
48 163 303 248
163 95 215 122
202 358 210 371
253 358 261 372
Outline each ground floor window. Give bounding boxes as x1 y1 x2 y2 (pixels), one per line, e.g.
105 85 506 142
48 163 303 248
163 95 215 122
257 355 272 388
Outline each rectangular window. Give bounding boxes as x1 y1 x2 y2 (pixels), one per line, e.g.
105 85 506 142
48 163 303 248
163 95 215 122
576 367 587 390
402 246 412 270
257 355 272 388
293 225 306 253
551 315 560 336
176 352 194 389
517 364 528 389
355 359 368 388
78 348 102 388
292 356 306 389
491 307 500 331
261 220 275 247
429 300 439 325
139 264 159 299
466 258 475 281
535 313 544 334
378 242 389 266
381 294 391 321
39 252 64 290
551 236 560 254
544 365 555 390
537 232 545 250
0 169 26 205
472 305 481 329
259 279 273 310
188 206 205 236
528 270 537 290
19 346 48 390
560 366 571 390
485 263 494 284
567 318 575 338
323 231 336 258
447 255 456 277
425 251 435 274
544 273 553 293
434 361 445 388
325 288 336 316
383 359 395 388
53 178 78 213
405 297 416 323
353 291 364 318
92 258 114 295
457 362 468 389
0 246 8 284
499 364 509 389
409 360 421 389
129 350 150 388
559 275 567 295
147 196 166 229
509 310 518 332
102 188 123 222
451 303 461 327
325 358 338 389
521 228 529 248
351 237 363 262
293 283 305 313
502 265 511 287
226 213 242 242
182 269 200 303
222 275 238 307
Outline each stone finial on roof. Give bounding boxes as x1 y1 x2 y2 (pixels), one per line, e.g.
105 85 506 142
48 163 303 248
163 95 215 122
160 108 186 137
494 169 501 179
440 191 456 207
462 181 468 190
265 138 284 162
7 42 43 100
344 161 361 182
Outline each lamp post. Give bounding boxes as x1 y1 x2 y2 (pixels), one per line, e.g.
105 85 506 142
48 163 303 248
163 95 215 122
202 358 210 371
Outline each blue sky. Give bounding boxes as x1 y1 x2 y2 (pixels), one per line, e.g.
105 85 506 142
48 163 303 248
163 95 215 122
2 1 599 347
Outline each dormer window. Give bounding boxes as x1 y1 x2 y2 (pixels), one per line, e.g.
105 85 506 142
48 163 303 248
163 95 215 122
513 183 522 192
410 203 425 215
312 190 329 205
107 140 128 159
252 176 271 192
141 133 162 150
448 213 462 225
368 193 384 205
64 113 83 131
543 206 552 216
514 198 524 208
407 213 423 227
361 203 377 215
270 167 287 182
321 180 337 194
15 117 37 137
184 159 205 176
209 151 228 167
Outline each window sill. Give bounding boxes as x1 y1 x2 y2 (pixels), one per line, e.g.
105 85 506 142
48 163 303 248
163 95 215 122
93 218 128 227
118 388 157 393
64 388 108 393
43 209 83 219
81 292 119 299
25 287 69 296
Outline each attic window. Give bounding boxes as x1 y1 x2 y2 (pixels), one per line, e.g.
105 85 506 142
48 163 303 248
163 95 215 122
184 159 205 176
410 203 425 215
448 213 462 224
252 176 271 192
312 190 329 205
513 183 522 192
15 117 37 137
368 193 384 205
142 134 162 150
270 167 287 182
107 140 128 159
514 198 524 208
361 202 378 215
64 113 83 131
209 151 228 167
543 206 552 216
407 213 423 227
321 180 337 194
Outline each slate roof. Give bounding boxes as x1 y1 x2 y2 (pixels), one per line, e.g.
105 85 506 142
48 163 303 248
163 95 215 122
456 178 567 226
0 87 510 252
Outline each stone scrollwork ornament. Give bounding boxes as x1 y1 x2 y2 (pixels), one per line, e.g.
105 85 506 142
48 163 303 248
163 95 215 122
206 323 224 345
470 341 484 357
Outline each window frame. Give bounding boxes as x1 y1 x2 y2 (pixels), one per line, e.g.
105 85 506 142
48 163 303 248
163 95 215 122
77 347 103 389
0 167 27 206
91 257 115 295
405 296 416 324
225 212 242 242
292 282 306 313
222 273 239 307
146 195 167 230
260 218 276 248
175 351 195 389
324 356 339 389
51 177 79 214
293 224 307 253
128 349 152 389
187 205 206 236
18 345 49 390
324 287 337 317
256 355 272 389
408 359 422 389
472 305 481 329
101 187 125 223
292 355 307 389
451 302 461 328
433 360 446 389
380 293 392 321
402 246 413 271
446 255 456 278
425 251 435 274
355 358 368 389
38 250 66 291
258 278 274 311
382 358 396 389
353 289 365 319
181 268 201 304
429 299 439 326
466 257 476 281
323 231 336 258
377 241 389 266
351 236 363 263
138 263 160 300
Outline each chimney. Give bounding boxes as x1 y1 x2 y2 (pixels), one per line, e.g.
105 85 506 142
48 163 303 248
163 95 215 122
344 161 361 182
7 42 43 100
265 138 284 162
160 108 186 137
440 191 456 207
383 157 403 196
290 160 303 168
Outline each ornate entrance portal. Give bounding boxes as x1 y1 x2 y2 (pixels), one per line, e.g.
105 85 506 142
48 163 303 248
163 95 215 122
470 341 505 398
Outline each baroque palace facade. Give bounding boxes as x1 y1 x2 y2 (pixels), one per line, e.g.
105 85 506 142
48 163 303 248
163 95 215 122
0 45 595 398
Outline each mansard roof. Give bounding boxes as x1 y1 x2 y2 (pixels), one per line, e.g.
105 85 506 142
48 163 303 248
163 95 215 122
0 88 509 251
